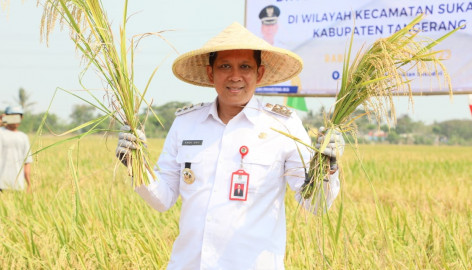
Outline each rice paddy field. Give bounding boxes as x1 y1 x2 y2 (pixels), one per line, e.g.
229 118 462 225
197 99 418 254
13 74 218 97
0 135 471 269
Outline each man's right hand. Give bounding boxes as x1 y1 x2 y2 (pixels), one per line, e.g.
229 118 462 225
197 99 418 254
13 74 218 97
116 125 147 166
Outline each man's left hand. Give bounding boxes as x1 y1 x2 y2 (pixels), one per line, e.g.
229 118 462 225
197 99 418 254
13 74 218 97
315 127 345 173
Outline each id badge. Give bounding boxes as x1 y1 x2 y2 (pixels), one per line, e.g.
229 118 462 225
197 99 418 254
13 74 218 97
229 169 249 201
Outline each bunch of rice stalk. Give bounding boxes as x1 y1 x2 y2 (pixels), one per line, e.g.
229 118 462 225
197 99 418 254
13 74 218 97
37 0 168 186
281 15 462 205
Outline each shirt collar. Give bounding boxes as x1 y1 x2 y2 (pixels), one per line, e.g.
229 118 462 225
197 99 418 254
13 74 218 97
208 98 219 120
200 97 222 124
202 96 262 125
242 96 262 126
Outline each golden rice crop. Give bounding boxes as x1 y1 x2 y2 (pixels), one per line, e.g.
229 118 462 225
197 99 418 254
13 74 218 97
286 15 463 206
1 137 471 269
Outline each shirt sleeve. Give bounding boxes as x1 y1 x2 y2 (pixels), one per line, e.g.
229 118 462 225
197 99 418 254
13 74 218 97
284 116 340 214
135 121 181 212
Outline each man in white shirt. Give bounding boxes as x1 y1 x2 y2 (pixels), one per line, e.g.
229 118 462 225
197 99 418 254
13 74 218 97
116 22 342 269
0 106 32 192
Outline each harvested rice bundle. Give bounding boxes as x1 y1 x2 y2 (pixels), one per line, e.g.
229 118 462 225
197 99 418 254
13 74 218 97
38 0 167 186
294 15 461 204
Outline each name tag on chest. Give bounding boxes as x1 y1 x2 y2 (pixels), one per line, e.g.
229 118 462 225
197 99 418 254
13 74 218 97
182 140 203 146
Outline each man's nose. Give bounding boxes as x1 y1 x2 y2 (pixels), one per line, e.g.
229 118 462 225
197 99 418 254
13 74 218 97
229 68 243 81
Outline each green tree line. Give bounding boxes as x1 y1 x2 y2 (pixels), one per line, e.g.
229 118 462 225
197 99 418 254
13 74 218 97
3 98 471 145
303 106 472 145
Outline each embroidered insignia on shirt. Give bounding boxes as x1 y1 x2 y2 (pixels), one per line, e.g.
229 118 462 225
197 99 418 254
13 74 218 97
263 103 292 117
258 132 267 139
175 102 210 116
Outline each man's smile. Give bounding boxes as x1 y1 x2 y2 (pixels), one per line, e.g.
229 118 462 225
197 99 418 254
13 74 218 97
227 85 244 93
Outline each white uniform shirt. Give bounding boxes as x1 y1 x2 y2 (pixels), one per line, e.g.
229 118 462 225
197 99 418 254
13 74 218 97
136 97 340 269
0 127 32 190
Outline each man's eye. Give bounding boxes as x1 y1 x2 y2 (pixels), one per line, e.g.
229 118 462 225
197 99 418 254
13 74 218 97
241 64 251 69
219 64 231 69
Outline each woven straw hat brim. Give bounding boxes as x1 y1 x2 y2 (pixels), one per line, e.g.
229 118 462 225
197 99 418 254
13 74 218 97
172 22 303 88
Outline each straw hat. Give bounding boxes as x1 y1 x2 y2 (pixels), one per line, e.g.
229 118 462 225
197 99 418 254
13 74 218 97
172 22 303 87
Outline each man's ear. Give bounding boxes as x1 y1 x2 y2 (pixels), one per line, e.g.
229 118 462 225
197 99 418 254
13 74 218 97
206 65 214 84
256 65 265 84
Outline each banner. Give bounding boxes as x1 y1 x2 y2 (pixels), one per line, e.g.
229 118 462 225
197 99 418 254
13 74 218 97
245 0 472 96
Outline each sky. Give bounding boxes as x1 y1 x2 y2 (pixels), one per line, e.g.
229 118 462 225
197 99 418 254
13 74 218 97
1 0 471 125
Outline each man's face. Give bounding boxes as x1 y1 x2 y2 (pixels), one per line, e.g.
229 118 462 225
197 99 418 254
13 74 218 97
206 50 265 109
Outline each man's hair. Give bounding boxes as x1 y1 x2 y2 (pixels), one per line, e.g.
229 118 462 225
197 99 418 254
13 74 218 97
209 50 262 68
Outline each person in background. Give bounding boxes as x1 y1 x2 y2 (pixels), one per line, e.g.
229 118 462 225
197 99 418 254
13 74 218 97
0 106 33 193
116 22 343 269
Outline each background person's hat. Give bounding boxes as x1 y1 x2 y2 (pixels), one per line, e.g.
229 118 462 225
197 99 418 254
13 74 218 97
5 106 24 115
172 22 302 87
259 5 280 25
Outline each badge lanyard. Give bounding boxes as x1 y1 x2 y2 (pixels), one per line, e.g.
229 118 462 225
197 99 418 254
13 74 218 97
229 146 250 201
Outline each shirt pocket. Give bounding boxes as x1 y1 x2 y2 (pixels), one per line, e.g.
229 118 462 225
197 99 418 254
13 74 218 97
243 153 284 194
176 146 206 191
